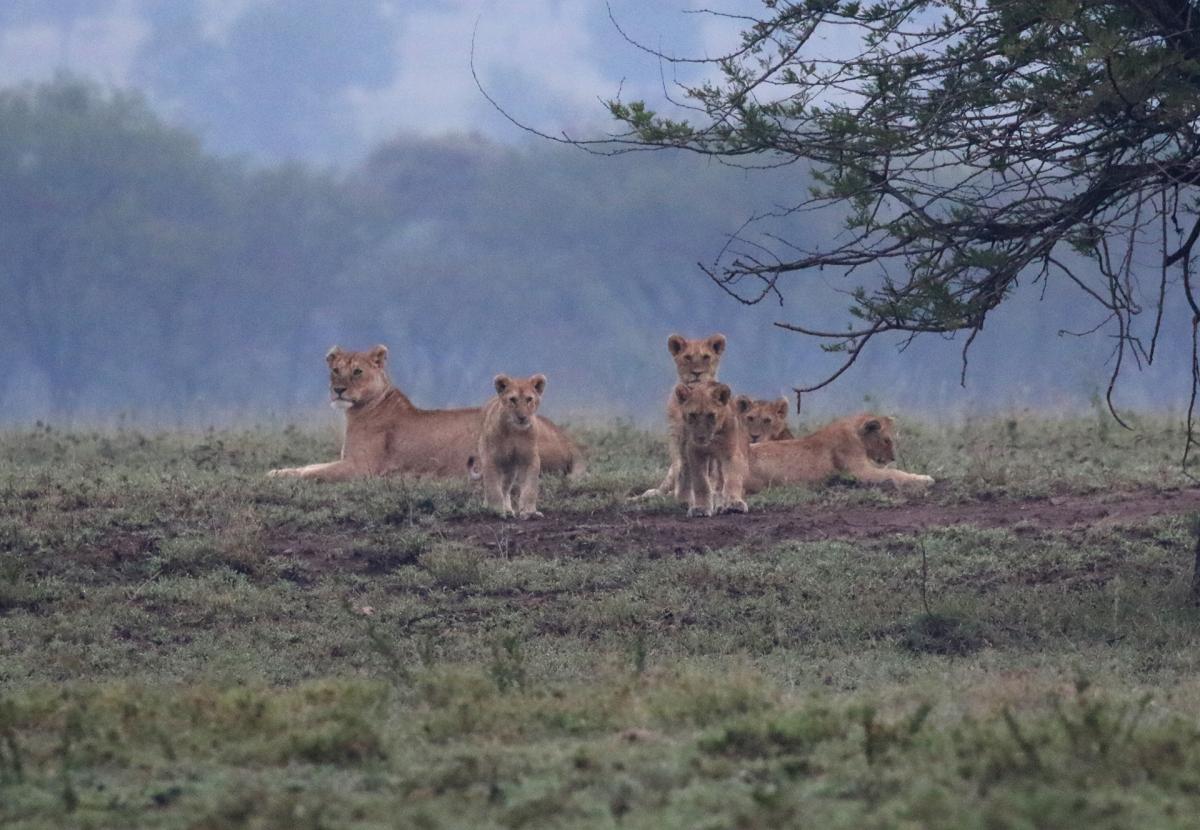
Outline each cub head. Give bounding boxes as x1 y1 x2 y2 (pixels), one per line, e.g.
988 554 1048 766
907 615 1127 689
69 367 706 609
674 381 734 446
667 333 726 385
857 415 897 465
325 345 390 410
736 396 790 443
493 373 546 430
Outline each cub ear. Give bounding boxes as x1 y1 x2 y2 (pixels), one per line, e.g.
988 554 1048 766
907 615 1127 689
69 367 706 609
667 334 686 356
494 374 512 395
368 344 389 367
773 398 790 418
673 383 692 404
862 418 882 434
707 334 727 355
530 373 547 395
712 383 731 406
325 345 342 365
735 395 753 414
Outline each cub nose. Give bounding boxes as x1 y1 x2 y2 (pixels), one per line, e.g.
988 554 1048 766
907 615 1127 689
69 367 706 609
333 386 347 395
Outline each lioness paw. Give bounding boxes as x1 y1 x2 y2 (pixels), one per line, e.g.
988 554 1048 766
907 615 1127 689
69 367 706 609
267 468 297 478
518 510 544 521
719 499 749 514
686 506 713 518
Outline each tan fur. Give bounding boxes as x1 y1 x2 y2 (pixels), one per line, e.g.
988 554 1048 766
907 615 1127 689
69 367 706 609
674 381 750 517
736 396 794 444
267 345 583 481
745 413 934 493
635 333 727 500
478 374 546 519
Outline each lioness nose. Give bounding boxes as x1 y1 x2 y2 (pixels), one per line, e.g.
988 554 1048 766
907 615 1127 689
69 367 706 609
333 386 347 395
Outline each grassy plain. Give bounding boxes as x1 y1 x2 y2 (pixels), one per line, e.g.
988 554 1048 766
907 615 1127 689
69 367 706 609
2 414 1200 828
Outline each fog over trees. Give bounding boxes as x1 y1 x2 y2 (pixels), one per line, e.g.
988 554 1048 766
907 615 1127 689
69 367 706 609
0 77 1191 426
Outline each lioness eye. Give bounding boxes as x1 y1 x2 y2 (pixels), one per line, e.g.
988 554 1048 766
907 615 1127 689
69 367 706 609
706 413 715 423
352 368 362 376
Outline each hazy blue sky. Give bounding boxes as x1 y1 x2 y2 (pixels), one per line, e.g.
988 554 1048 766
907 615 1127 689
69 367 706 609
0 1 755 163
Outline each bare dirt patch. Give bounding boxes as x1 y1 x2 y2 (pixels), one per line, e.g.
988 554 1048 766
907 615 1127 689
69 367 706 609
442 487 1200 560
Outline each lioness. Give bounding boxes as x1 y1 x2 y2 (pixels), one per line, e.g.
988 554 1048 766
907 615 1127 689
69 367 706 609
478 374 546 519
267 345 584 481
736 396 794 443
745 413 934 493
635 333 727 500
674 381 751 517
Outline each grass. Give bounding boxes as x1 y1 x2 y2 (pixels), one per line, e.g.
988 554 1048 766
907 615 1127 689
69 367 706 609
1 415 1199 827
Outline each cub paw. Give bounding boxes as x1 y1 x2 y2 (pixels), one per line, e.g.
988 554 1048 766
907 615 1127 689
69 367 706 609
686 506 713 518
719 499 749 514
518 510 544 521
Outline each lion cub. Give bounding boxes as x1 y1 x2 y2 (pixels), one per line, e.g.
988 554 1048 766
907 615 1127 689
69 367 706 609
478 374 548 519
746 413 934 492
735 396 794 444
636 333 727 500
674 381 751 517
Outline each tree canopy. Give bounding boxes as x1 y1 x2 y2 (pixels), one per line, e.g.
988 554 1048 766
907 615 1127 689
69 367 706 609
601 0 1200 445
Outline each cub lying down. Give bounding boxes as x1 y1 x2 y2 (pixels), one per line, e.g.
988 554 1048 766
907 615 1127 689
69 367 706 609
746 414 933 494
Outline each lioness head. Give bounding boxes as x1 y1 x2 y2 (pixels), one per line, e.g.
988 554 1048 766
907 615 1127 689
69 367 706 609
674 381 737 446
325 345 390 410
858 415 897 465
667 333 726 385
736 396 790 443
493 373 546 430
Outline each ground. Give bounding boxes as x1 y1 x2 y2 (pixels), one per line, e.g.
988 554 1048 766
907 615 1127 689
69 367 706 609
2 414 1200 828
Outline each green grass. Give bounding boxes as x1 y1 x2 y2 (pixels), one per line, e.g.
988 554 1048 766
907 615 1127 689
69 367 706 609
1 416 1199 828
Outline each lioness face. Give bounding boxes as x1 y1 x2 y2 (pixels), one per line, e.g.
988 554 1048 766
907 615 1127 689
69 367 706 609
738 397 790 443
326 345 389 409
675 381 733 447
668 333 726 385
494 374 546 430
859 416 897 465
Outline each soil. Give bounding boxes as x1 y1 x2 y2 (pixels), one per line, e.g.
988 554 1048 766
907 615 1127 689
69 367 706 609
439 487 1200 559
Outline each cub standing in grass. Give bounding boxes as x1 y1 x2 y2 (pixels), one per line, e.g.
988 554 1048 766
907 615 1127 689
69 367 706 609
636 333 727 500
674 381 751 517
735 396 794 444
479 374 548 519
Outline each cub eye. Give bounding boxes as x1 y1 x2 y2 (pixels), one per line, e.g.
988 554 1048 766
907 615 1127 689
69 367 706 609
525 396 533 403
332 368 342 376
687 413 698 421
706 413 716 423
352 368 363 376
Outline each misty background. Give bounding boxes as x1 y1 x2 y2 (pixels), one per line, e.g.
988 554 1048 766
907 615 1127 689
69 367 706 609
0 1 1191 426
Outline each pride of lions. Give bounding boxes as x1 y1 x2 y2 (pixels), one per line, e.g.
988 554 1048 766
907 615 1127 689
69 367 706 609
267 334 934 518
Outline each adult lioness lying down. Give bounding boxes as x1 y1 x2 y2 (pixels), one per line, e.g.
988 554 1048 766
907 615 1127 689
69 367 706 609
745 413 933 493
267 345 584 481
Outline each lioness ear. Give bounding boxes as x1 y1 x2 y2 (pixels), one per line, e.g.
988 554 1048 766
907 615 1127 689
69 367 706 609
325 345 342 365
530 374 547 395
735 395 753 414
712 383 731 406
494 374 512 395
707 334 727 355
368 344 388 367
862 418 882 434
667 334 686 356
673 384 691 404
773 398 789 418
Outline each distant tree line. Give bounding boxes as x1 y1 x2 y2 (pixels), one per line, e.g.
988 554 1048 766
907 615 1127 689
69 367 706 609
0 77 1190 424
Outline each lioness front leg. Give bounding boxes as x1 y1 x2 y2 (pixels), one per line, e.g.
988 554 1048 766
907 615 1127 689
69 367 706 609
515 456 543 520
853 465 935 489
686 458 715 518
717 458 749 514
267 460 361 482
483 465 516 518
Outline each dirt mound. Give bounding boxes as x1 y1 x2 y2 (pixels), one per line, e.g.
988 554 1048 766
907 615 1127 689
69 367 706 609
442 488 1200 559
